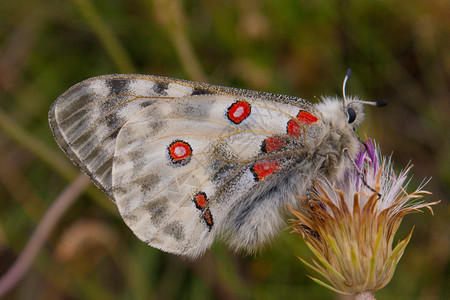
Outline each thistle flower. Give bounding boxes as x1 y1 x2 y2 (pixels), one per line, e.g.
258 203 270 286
288 139 439 298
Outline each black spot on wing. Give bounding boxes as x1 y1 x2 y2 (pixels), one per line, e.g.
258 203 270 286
163 221 185 241
152 81 169 96
109 129 119 140
104 112 121 129
106 79 130 95
209 160 240 185
191 88 214 95
145 197 169 226
130 159 161 190
140 101 152 109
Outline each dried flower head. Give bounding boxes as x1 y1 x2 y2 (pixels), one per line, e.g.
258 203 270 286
288 139 439 295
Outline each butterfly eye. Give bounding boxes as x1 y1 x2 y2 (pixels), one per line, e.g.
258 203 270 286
347 107 356 124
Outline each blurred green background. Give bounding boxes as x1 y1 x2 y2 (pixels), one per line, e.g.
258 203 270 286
0 0 448 299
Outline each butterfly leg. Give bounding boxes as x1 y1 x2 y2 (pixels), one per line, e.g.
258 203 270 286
343 148 381 198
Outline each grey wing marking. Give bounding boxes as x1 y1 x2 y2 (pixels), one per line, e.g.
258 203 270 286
49 76 160 199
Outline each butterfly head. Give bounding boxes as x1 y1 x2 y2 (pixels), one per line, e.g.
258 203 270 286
314 96 365 131
311 70 386 179
316 69 387 131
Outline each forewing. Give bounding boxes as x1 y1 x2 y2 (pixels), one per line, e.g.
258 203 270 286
49 74 312 199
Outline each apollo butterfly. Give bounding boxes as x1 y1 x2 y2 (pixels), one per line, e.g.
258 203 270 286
49 71 384 258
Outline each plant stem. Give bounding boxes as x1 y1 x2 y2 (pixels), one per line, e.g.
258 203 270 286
0 174 91 297
355 291 376 300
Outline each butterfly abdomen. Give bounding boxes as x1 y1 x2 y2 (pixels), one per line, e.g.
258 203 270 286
221 157 320 252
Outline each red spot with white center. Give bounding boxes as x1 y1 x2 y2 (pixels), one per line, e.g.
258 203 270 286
250 160 281 181
287 110 318 137
262 136 288 153
168 140 192 166
227 101 251 124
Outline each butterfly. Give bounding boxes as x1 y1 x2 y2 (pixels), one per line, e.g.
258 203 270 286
49 71 384 258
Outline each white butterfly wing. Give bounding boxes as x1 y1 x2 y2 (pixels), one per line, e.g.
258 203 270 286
49 74 326 257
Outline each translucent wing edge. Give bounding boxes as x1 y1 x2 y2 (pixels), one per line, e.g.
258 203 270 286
48 99 115 199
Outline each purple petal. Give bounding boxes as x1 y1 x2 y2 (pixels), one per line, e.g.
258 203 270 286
355 145 366 170
365 139 378 174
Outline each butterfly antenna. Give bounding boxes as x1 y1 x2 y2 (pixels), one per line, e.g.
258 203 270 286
342 69 351 106
342 69 387 108
353 99 388 107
